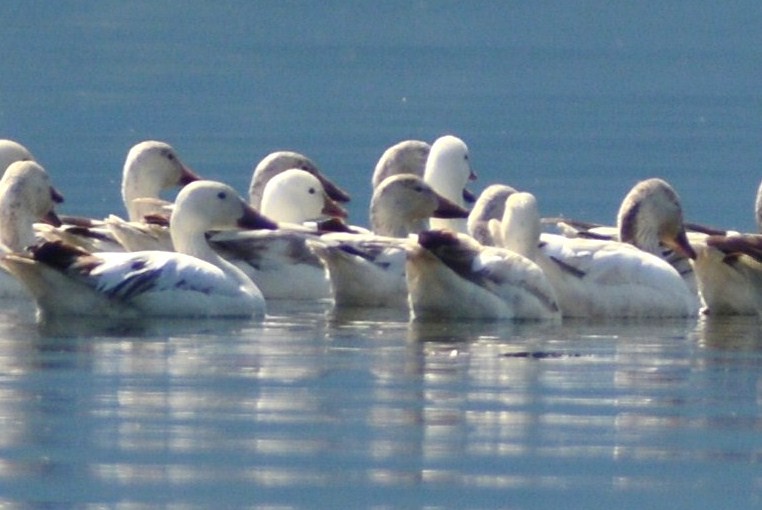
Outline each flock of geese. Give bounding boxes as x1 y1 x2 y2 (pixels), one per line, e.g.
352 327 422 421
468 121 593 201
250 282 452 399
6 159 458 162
0 135 760 323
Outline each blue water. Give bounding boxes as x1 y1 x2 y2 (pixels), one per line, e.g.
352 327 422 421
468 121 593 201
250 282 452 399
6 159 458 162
1 2 762 508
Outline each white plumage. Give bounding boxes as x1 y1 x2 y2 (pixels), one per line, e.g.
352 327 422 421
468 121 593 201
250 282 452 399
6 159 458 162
494 191 699 318
2 180 274 319
406 229 561 320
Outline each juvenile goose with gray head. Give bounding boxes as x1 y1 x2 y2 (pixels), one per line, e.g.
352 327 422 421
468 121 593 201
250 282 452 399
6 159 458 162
308 173 469 308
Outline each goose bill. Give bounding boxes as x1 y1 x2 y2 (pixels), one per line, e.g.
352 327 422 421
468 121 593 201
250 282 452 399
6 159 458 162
237 202 278 230
178 165 203 185
433 196 470 219
321 197 348 219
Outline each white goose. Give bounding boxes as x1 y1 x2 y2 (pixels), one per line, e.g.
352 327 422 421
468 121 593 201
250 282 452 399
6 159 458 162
209 169 347 300
423 135 477 233
38 140 201 253
0 161 64 298
0 139 35 174
493 191 699 318
248 150 350 210
308 173 469 308
546 178 700 296
2 181 274 319
467 184 518 246
405 229 560 320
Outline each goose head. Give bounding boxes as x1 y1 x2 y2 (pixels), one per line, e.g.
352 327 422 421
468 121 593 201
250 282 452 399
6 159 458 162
260 168 348 225
371 139 431 188
248 151 350 209
422 135 477 206
0 139 35 175
370 174 469 237
0 160 64 251
121 141 201 221
497 192 541 259
467 184 518 245
617 177 696 259
170 180 276 254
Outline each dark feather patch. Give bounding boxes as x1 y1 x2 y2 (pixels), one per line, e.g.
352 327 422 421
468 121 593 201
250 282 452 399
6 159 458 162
30 241 100 272
418 230 486 287
708 234 762 264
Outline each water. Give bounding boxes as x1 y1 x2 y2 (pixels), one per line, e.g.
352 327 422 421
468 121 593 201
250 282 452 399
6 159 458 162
1 2 762 508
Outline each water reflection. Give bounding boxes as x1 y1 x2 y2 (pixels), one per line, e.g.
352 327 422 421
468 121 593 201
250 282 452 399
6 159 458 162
1 299 761 506
694 314 762 351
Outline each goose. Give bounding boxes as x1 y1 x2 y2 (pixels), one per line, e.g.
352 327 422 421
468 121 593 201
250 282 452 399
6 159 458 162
37 140 201 253
691 233 762 315
2 181 275 319
467 184 518 246
208 169 348 300
545 178 700 296
681 178 762 315
493 191 700 318
0 139 35 174
0 161 64 298
308 173 469 308
248 150 350 210
423 135 477 233
405 229 560 320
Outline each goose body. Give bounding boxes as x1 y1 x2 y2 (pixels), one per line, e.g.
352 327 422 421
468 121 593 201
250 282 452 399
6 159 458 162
308 173 469 308
211 169 347 300
691 232 762 315
495 192 699 318
546 178 700 298
423 135 477 233
405 229 560 320
685 179 762 315
3 181 272 319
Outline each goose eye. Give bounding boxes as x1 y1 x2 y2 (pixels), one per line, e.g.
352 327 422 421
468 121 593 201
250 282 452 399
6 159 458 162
217 191 227 200
167 152 175 161
413 186 424 193
308 187 316 195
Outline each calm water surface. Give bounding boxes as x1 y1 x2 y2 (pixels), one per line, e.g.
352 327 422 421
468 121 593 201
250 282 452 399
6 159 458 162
2 2 762 508
1 300 761 508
